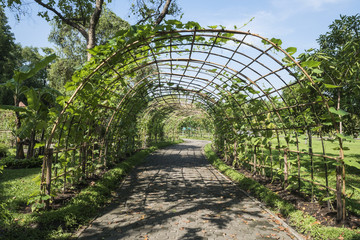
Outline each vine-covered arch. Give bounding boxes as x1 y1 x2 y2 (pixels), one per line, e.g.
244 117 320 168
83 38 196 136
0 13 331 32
42 22 346 221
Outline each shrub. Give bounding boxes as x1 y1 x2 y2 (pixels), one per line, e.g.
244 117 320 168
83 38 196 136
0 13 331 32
0 156 42 169
0 143 8 158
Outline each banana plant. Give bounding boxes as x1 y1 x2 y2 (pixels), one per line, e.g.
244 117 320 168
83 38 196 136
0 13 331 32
0 54 57 159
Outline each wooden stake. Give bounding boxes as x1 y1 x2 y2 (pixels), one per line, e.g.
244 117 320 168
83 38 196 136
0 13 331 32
253 145 257 173
45 148 53 210
269 142 273 180
284 148 288 187
308 129 314 202
336 164 343 222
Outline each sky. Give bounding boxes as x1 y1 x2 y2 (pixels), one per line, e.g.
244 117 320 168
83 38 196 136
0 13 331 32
4 0 360 54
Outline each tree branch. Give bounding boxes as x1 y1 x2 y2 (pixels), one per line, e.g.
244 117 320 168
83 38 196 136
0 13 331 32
34 0 88 40
155 0 172 25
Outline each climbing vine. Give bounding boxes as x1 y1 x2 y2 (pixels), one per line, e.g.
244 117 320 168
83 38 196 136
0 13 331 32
6 20 350 223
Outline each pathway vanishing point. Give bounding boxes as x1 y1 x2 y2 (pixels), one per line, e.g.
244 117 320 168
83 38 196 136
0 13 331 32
77 139 303 240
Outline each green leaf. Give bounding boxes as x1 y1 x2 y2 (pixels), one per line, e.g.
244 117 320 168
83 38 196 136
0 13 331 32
350 184 360 193
329 107 349 116
322 196 335 201
208 25 218 29
25 88 40 111
344 158 360 169
270 38 282 46
286 47 297 55
261 39 270 45
301 60 321 68
14 54 56 83
324 83 341 89
312 68 323 74
336 133 346 139
34 143 45 149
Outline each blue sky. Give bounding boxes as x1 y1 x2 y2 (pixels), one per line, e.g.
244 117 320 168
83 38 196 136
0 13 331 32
4 0 360 54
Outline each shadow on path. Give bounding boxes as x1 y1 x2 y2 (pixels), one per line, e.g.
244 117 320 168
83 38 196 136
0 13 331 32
77 139 300 240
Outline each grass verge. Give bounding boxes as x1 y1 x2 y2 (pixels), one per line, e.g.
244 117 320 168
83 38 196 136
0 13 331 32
0 140 182 240
203 143 360 240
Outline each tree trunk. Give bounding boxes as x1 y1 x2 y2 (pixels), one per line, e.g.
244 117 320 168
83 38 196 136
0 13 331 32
14 95 25 159
337 88 343 134
155 0 172 25
27 130 36 159
86 0 104 61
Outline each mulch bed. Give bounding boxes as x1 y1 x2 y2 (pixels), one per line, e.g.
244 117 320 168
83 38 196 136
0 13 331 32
233 164 360 230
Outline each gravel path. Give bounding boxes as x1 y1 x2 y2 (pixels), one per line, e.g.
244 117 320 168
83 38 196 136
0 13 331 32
77 139 302 240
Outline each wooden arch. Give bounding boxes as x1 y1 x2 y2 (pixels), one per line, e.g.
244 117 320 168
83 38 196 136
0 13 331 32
42 25 346 221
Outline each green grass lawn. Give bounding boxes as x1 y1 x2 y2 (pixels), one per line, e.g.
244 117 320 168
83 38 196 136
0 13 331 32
0 168 41 213
239 136 360 215
204 143 360 240
0 140 183 239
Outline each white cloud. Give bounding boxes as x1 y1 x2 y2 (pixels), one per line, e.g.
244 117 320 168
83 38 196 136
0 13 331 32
271 0 345 11
299 0 342 9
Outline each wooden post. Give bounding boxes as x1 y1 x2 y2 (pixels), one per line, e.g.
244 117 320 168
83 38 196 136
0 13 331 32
104 140 108 168
295 133 301 192
284 148 288 187
261 146 265 176
45 148 53 210
308 129 314 202
320 133 331 210
81 144 86 179
336 164 343 222
269 142 273 180
233 139 237 167
337 137 346 222
342 160 346 221
253 145 257 173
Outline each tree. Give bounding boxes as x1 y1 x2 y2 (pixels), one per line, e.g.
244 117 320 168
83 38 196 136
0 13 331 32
47 8 130 91
0 54 56 158
316 14 360 136
0 5 18 104
2 0 181 61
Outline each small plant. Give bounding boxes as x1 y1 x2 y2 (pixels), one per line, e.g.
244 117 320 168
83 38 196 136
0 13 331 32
0 163 4 174
0 203 13 230
27 191 52 212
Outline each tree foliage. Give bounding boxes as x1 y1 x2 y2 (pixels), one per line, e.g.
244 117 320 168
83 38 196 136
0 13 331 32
130 0 181 25
316 14 360 136
47 8 130 91
0 5 18 104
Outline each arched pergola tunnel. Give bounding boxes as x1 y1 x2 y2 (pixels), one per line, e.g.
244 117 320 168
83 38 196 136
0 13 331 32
41 22 346 221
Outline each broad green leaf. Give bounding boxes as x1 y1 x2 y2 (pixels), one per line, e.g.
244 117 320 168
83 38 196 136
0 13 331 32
344 159 360 170
286 47 297 55
14 54 56 82
312 68 323 74
25 88 40 111
270 38 282 46
329 107 349 116
301 60 321 68
336 133 346 139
